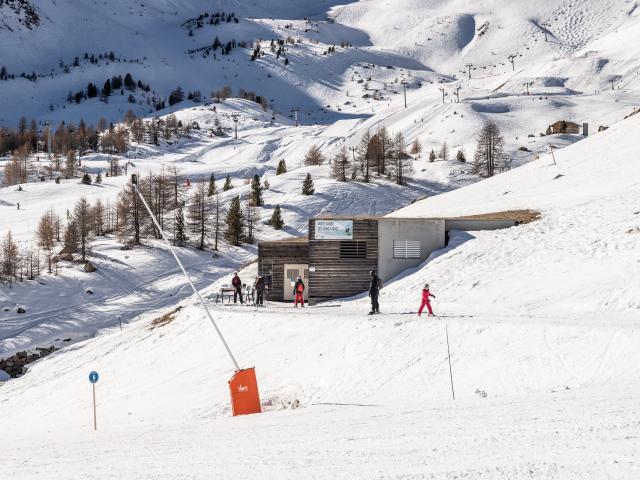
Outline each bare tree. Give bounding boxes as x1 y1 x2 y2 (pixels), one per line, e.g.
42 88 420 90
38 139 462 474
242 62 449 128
473 121 507 177
1 230 19 283
303 145 326 166
187 180 211 250
73 196 93 261
331 146 350 182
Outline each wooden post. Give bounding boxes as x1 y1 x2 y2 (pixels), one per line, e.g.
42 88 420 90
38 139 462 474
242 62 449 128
92 383 97 431
445 324 455 401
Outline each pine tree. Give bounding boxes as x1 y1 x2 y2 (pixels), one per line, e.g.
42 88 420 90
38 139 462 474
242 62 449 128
81 172 92 185
63 221 79 255
174 202 186 247
270 205 284 230
456 150 466 162
95 172 103 184
276 159 287 175
250 173 263 206
224 196 244 246
223 174 233 191
263 177 270 190
207 173 217 196
429 149 436 162
301 173 315 195
331 146 350 182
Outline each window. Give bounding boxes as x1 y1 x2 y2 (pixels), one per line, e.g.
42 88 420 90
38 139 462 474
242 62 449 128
393 240 420 259
340 241 367 259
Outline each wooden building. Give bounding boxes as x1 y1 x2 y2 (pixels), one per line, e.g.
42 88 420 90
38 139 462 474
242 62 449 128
258 215 520 303
546 120 581 135
258 237 308 302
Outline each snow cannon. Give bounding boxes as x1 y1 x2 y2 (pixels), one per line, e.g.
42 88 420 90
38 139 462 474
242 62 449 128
229 367 262 416
130 174 263 418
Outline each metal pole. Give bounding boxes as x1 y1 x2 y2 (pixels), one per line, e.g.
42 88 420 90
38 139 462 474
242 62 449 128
549 146 557 166
132 183 241 371
92 383 97 431
402 82 407 108
445 324 455 400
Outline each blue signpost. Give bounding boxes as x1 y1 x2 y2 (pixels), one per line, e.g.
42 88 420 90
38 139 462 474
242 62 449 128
89 371 99 430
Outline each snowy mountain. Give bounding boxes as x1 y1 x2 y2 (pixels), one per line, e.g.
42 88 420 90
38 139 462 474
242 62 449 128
1 1 640 477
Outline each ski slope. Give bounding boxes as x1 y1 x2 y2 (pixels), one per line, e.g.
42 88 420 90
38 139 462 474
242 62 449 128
0 101 639 479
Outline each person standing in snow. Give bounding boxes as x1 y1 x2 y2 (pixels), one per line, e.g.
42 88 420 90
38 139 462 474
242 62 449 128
418 284 436 316
293 275 305 308
232 272 243 304
254 275 265 306
368 270 380 315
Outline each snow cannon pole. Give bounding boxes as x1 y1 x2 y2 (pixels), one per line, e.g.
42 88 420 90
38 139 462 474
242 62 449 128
131 175 262 416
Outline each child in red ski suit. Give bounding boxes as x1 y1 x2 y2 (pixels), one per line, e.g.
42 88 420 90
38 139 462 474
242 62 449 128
418 284 435 316
293 276 305 308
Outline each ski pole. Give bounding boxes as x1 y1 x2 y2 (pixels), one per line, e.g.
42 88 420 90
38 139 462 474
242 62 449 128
131 175 240 371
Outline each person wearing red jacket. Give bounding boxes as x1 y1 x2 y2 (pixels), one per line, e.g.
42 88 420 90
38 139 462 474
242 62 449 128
231 272 243 304
293 276 305 308
418 283 435 316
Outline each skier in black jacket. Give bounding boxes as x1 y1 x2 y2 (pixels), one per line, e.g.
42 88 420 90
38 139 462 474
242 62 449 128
368 270 380 315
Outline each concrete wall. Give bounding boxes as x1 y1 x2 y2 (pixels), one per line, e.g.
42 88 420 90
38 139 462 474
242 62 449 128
444 219 516 231
377 219 445 282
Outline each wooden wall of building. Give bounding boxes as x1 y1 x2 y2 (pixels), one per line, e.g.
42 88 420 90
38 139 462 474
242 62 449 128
308 219 379 302
258 241 308 301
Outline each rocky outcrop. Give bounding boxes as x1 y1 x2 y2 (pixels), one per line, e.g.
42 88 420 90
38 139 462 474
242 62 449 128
0 346 57 378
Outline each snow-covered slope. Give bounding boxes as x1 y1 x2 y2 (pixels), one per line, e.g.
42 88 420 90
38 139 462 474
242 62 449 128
0 94 639 479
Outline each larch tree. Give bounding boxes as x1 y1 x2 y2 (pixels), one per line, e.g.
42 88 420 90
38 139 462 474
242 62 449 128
473 121 507 177
1 230 19 283
303 145 325 166
73 196 93 262
65 150 77 178
245 198 258 244
439 140 449 161
187 180 211 250
174 202 187 247
357 129 373 182
331 146 350 182
410 138 422 157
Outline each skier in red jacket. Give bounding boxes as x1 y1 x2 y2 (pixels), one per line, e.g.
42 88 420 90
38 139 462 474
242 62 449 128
418 283 435 316
293 276 305 308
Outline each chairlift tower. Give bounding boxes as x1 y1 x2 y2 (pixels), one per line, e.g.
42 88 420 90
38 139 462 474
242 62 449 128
465 63 473 80
231 113 239 139
507 54 517 71
291 107 299 127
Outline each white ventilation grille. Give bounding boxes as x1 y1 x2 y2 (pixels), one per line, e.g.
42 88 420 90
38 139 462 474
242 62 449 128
393 240 421 259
